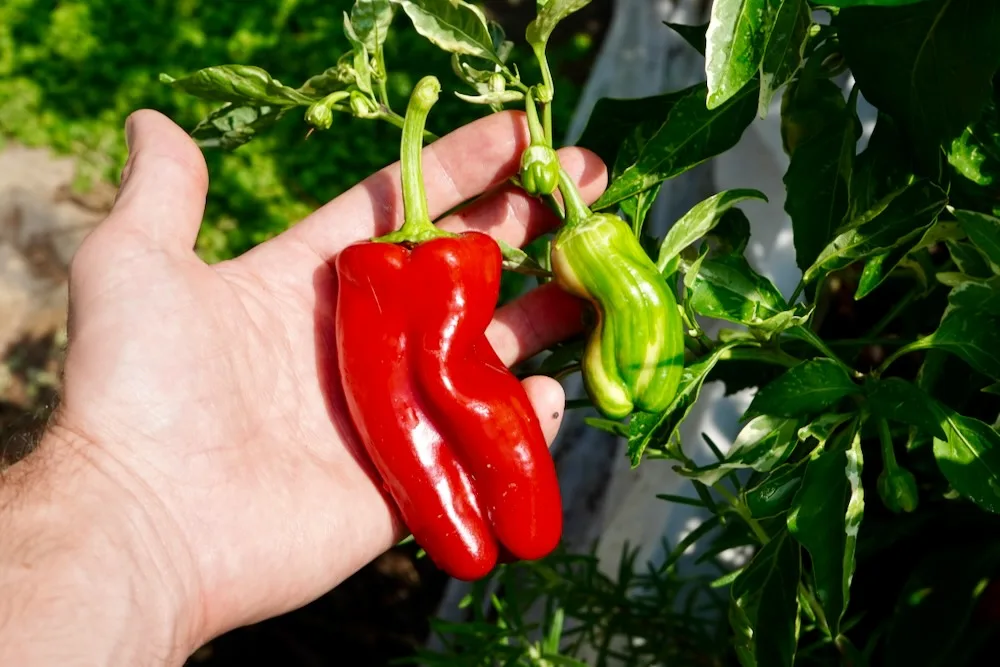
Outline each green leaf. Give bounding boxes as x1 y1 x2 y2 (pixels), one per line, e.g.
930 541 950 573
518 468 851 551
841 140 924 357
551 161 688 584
656 189 767 270
946 240 993 279
837 0 1000 157
782 80 858 271
849 113 914 219
688 253 789 326
730 531 801 667
920 305 1000 380
864 377 947 440
679 415 800 486
496 239 551 277
664 22 707 56
576 88 690 170
709 208 752 254
787 424 865 636
190 104 288 151
160 66 315 107
947 275 1000 315
804 179 948 283
526 0 592 47
954 209 1000 272
854 239 921 300
747 359 860 418
933 410 1000 513
594 82 758 209
627 343 740 466
343 12 374 96
391 0 498 61
618 184 662 237
947 98 1000 188
758 0 810 117
744 460 808 519
798 412 855 445
351 0 395 52
705 0 768 109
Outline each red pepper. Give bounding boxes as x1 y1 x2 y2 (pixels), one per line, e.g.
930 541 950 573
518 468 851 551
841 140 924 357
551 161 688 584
334 76 563 580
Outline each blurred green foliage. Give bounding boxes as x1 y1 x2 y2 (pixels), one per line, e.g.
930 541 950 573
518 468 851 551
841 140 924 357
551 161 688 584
0 0 587 261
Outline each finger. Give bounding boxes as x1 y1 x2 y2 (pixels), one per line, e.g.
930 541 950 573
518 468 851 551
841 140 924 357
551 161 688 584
522 375 566 446
487 283 586 367
101 110 209 254
282 111 601 259
437 146 607 248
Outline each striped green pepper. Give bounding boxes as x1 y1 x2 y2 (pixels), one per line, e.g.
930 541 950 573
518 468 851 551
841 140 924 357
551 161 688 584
550 205 685 419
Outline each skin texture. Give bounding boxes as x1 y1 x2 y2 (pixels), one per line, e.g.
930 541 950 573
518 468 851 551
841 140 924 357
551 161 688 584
0 108 607 665
337 233 563 580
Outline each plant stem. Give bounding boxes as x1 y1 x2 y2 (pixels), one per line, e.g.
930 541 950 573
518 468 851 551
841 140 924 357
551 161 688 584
533 44 555 103
543 100 553 146
714 483 770 545
877 418 897 469
719 346 802 368
789 278 805 305
556 168 592 227
788 326 861 378
524 89 546 145
874 337 933 376
377 109 438 142
799 583 832 637
375 76 452 244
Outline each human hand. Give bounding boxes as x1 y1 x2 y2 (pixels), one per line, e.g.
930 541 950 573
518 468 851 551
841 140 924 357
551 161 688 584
42 109 607 658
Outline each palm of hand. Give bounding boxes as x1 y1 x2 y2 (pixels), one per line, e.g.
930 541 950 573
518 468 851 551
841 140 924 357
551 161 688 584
53 110 606 645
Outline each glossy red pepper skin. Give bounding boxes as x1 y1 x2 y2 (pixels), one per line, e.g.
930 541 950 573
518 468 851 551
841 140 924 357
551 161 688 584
335 231 563 580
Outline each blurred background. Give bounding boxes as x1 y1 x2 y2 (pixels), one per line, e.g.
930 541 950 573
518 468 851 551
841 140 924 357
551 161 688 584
0 0 606 664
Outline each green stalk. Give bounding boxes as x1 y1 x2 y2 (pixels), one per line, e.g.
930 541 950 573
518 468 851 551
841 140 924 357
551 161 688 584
376 76 453 244
524 89 547 146
877 418 898 470
556 168 591 228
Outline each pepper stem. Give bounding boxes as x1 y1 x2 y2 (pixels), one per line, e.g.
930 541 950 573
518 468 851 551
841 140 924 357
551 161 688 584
557 167 592 227
525 88 547 146
375 76 454 244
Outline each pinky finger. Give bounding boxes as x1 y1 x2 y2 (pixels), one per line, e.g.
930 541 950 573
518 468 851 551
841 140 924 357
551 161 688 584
521 375 566 447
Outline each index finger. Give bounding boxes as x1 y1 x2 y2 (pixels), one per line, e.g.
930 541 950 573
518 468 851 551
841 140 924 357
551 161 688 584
282 110 539 261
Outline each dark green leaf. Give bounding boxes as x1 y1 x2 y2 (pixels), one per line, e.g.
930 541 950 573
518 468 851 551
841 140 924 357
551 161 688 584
849 113 914 219
351 0 395 52
798 412 855 445
679 415 800 485
782 80 857 271
933 410 1000 513
787 424 865 636
576 88 690 169
854 236 922 299
391 0 498 61
864 377 947 440
526 0 592 47
594 82 758 209
730 531 801 667
837 0 1000 157
954 209 1000 272
160 66 315 107
745 459 808 518
747 359 860 418
190 104 288 151
656 189 767 269
664 22 707 56
628 343 740 466
689 253 789 326
804 180 948 283
706 0 768 109
921 305 1000 379
947 98 1000 187
618 184 662 237
883 542 1000 667
947 240 994 279
709 208 752 254
947 275 1000 315
758 0 810 116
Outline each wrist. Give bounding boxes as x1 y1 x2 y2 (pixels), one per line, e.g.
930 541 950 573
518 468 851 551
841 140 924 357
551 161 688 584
0 425 204 665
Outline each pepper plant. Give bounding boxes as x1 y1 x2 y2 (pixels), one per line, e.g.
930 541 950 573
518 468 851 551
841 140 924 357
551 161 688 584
160 0 1000 664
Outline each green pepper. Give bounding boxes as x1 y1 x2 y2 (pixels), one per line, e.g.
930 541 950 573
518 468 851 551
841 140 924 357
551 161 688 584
877 466 918 513
519 145 560 196
550 204 685 419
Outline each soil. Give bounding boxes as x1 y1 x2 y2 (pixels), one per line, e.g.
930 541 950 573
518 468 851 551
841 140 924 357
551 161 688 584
0 2 612 664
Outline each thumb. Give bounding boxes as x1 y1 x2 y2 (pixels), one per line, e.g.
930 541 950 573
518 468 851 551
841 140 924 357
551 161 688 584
104 109 209 254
